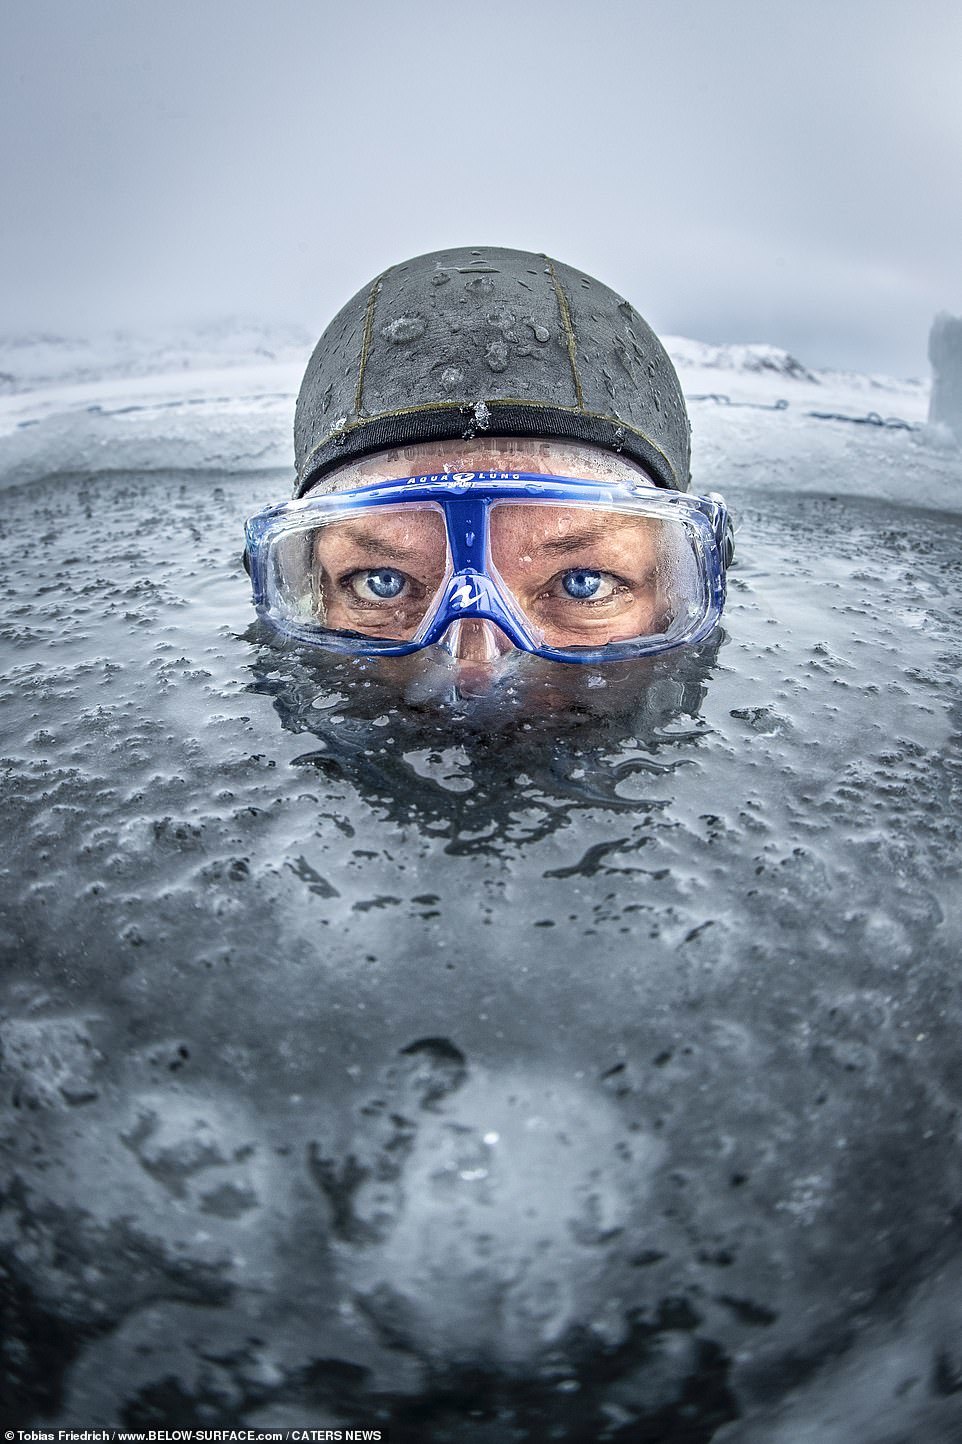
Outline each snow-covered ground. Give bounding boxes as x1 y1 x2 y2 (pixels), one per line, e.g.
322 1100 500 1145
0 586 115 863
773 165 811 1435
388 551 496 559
0 324 310 487
1 323 958 512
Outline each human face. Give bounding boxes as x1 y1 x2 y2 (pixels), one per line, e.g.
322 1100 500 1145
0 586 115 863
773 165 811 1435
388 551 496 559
244 438 732 677
309 501 668 651
305 437 672 657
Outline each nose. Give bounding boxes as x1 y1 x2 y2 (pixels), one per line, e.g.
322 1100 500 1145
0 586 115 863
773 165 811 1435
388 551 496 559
435 619 516 697
438 618 516 663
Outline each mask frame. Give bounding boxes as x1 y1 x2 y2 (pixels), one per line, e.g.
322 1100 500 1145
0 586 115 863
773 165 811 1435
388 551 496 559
244 472 734 664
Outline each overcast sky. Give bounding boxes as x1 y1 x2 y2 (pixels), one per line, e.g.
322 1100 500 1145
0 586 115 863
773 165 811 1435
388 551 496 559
2 0 960 376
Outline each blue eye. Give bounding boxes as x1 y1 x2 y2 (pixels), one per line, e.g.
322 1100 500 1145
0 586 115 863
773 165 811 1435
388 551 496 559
562 568 602 599
359 568 405 599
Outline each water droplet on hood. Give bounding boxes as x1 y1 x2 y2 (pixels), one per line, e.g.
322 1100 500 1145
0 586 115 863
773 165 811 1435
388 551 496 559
381 315 427 345
485 341 509 374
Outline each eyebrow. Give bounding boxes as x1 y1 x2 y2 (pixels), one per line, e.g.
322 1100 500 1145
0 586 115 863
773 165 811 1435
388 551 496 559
315 526 440 563
535 525 623 554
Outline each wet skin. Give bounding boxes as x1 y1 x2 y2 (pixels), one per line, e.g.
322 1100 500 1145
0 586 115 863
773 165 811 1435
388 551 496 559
310 503 669 648
489 503 667 646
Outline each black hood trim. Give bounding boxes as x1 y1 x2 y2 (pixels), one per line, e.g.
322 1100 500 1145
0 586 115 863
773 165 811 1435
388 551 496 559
295 398 679 496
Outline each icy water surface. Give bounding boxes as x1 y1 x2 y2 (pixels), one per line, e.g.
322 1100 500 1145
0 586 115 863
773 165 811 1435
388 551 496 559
2 469 962 1442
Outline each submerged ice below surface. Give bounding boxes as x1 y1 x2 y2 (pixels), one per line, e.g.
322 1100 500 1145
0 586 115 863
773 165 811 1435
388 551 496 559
1 468 962 1442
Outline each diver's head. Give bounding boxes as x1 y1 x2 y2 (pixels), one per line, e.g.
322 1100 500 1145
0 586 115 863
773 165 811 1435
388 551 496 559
244 246 734 694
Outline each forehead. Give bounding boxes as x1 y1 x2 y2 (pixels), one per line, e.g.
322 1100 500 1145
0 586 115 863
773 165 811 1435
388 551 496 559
491 502 653 537
312 436 658 495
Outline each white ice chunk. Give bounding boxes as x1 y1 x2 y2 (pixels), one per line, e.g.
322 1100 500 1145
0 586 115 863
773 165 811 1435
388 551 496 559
928 312 962 440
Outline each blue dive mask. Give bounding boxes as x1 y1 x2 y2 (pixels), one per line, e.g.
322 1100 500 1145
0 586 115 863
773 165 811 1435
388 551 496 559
244 471 734 664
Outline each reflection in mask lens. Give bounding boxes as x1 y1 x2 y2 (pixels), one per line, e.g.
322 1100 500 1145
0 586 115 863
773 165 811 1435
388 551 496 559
488 502 705 649
266 505 449 641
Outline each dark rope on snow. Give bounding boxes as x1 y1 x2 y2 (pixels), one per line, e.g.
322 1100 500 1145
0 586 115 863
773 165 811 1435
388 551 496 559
806 409 917 431
687 392 918 431
687 392 789 411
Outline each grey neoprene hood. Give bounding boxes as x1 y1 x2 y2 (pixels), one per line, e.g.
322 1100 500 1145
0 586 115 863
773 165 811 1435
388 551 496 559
293 246 691 495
